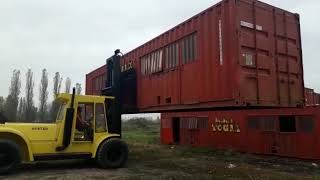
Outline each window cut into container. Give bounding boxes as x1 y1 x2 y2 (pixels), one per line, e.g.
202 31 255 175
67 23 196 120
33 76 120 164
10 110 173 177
197 117 208 129
279 116 296 133
298 116 314 133
164 43 179 69
140 49 164 75
262 117 275 131
248 117 260 130
248 116 275 131
188 117 198 129
182 33 197 64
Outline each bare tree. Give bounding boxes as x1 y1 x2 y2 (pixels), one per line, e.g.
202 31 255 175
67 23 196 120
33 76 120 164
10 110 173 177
75 83 82 95
53 72 63 98
25 69 36 122
50 72 63 121
4 70 21 121
0 96 5 113
38 69 49 122
65 77 71 93
17 97 25 121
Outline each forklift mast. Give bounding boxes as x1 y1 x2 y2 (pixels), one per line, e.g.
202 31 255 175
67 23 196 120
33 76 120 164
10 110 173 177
102 50 138 136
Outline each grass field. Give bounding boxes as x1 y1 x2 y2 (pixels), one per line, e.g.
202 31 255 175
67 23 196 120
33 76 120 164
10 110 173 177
2 118 320 179
122 118 320 180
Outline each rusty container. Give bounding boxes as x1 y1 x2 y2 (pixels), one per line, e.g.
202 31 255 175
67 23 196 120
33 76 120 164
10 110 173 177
316 93 320 105
86 0 305 112
161 106 320 159
86 65 106 95
305 88 320 106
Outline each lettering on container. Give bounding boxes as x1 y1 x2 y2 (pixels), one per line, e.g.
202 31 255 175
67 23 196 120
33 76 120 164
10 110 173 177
121 61 133 72
212 118 240 133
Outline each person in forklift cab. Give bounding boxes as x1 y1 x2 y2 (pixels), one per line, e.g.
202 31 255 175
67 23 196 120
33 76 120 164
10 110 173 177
76 107 90 132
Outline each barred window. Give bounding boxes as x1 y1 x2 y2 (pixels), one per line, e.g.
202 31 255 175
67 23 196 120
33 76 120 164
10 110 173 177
188 117 198 129
248 117 260 130
165 43 179 69
94 75 105 93
94 77 99 91
298 116 314 133
180 118 187 128
180 117 207 129
197 117 208 129
248 116 275 131
141 49 163 75
262 117 276 131
182 33 197 64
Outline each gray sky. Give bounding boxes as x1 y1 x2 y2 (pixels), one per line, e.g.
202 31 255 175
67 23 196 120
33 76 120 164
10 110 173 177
0 0 319 106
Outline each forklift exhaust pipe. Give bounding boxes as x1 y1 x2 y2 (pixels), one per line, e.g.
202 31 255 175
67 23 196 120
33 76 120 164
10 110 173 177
56 88 76 151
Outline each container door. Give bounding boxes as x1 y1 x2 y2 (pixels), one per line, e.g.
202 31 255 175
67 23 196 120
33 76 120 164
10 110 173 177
187 129 199 145
273 11 304 107
277 116 297 157
247 116 277 154
237 0 303 107
181 117 200 146
160 118 173 145
295 116 316 159
237 0 277 106
172 117 181 144
261 117 278 154
247 117 263 153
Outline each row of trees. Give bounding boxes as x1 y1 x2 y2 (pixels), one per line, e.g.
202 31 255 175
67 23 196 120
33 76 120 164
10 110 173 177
0 69 82 123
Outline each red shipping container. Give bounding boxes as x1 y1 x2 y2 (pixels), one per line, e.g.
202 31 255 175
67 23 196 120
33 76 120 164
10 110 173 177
305 88 320 106
314 93 320 105
86 0 305 112
86 65 106 96
305 88 314 106
161 106 320 159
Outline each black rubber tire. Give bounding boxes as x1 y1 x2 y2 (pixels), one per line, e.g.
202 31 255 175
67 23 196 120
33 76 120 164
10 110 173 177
0 139 21 174
96 138 128 169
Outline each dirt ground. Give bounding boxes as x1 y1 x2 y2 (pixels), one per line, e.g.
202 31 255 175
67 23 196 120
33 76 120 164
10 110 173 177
1 121 320 180
2 143 320 180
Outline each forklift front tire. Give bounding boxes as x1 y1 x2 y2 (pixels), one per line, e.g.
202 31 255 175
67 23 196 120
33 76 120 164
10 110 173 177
96 138 128 169
0 139 21 174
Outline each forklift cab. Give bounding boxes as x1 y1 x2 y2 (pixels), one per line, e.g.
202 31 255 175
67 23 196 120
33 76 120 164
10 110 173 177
55 94 119 148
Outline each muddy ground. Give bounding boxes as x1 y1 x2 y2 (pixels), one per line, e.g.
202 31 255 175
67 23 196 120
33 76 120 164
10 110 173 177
1 120 320 180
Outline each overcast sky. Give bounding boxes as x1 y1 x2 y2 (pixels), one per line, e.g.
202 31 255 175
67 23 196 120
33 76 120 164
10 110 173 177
0 0 319 106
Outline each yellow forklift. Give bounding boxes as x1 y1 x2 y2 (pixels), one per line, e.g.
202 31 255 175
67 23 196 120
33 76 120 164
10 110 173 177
0 51 128 174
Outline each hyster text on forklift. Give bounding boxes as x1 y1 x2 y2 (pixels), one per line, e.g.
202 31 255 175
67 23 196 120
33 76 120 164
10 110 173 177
0 51 127 174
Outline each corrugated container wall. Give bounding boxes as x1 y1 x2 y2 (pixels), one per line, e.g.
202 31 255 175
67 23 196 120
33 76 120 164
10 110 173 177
161 106 320 159
315 93 320 105
86 0 305 112
86 65 106 96
305 88 320 106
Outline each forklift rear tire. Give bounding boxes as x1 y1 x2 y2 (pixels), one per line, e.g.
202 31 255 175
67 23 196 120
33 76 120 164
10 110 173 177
96 138 128 169
0 140 21 174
